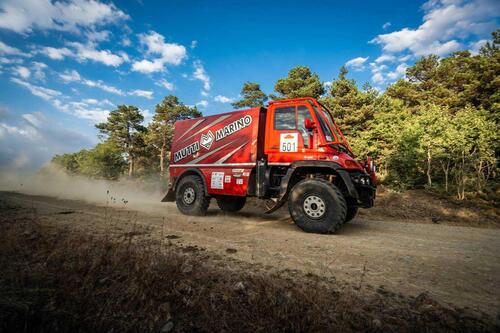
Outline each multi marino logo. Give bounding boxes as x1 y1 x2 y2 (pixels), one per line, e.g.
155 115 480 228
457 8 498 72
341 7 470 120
200 130 215 150
173 115 252 163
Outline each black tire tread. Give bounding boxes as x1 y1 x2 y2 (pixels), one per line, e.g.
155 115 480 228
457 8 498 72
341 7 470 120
176 175 210 216
288 178 347 234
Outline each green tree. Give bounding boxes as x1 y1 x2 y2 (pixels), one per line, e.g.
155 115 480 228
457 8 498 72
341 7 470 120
321 66 378 137
95 105 146 177
274 66 325 99
232 82 268 108
51 140 126 180
147 95 201 174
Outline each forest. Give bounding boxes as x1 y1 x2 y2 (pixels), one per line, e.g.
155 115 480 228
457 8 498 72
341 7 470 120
52 30 499 201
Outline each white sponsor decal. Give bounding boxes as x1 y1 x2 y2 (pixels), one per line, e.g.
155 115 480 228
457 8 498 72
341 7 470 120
280 133 298 152
211 172 224 189
200 130 215 150
173 141 200 163
236 178 243 185
215 115 252 141
224 175 231 183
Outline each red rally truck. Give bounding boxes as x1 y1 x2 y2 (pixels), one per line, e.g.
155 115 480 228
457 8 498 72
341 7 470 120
162 97 376 234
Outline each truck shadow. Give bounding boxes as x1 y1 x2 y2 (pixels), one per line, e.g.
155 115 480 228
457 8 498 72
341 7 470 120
205 208 372 236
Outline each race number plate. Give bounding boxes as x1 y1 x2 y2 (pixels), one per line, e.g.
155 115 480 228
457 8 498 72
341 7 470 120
280 133 298 152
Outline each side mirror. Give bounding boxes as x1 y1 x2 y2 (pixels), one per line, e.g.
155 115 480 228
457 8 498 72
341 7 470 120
304 118 315 130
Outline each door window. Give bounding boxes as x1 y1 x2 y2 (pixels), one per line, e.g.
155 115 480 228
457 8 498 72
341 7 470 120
274 106 296 130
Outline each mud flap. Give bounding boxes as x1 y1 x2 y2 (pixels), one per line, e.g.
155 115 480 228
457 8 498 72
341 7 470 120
264 198 286 214
161 189 175 202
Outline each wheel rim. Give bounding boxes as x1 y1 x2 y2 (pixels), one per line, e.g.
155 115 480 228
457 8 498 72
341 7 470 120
303 195 326 219
183 187 196 205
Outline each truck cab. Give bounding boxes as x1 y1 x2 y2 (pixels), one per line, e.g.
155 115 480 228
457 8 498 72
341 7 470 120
165 97 376 234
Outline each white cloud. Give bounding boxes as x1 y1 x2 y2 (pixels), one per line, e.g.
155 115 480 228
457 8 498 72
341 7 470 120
382 22 391 30
82 78 124 95
193 60 211 92
42 46 73 60
0 108 94 172
156 79 174 91
59 69 81 82
82 98 114 106
191 40 198 49
196 100 208 108
31 61 47 80
58 69 124 95
469 39 488 54
214 95 234 103
9 76 109 123
68 42 127 67
370 0 499 57
386 63 408 80
11 77 61 100
129 89 153 99
131 59 164 73
0 41 30 56
53 99 109 122
85 29 111 42
122 37 131 47
132 31 187 73
345 56 369 71
13 66 31 79
0 0 129 34
375 54 397 63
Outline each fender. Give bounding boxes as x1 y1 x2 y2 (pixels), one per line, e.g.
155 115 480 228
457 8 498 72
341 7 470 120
265 160 358 213
161 168 208 202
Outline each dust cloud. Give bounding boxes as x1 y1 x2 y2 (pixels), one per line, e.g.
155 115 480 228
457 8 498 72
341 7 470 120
0 164 167 212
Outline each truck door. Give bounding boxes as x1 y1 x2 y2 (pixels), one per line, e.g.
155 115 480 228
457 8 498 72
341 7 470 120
265 103 317 164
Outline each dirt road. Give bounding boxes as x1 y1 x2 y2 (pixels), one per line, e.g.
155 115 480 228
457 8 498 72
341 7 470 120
1 191 499 318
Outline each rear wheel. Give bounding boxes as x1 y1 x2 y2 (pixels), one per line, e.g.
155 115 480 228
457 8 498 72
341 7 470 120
288 178 347 234
216 196 246 212
344 206 358 223
175 175 210 216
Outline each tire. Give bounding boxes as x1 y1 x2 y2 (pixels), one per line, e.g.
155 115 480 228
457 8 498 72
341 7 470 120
175 175 210 216
344 206 358 223
288 178 347 234
216 196 246 212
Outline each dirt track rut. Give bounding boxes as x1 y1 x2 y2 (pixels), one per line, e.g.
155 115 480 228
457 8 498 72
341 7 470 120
1 191 499 318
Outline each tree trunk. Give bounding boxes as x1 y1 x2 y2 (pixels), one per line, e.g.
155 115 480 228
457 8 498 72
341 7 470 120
441 160 450 193
128 156 134 177
426 147 432 188
160 132 166 176
160 146 165 175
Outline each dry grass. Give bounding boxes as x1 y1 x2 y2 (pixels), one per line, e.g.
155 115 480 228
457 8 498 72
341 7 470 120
0 206 497 332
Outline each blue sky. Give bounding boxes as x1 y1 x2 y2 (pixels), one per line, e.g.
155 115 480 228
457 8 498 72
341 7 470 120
0 0 498 171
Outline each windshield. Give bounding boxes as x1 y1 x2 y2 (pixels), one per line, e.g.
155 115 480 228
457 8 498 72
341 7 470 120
313 101 353 154
308 102 335 142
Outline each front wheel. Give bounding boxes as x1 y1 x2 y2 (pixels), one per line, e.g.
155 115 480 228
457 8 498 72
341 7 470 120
288 179 347 234
344 206 358 223
175 175 210 216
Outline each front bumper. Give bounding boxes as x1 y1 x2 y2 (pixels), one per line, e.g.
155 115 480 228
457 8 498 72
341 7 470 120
348 172 376 208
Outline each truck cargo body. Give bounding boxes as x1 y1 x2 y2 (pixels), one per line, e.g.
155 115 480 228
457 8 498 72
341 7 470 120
169 108 263 197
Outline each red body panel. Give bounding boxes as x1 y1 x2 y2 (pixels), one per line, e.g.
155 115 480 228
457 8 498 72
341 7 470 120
169 108 261 196
169 97 375 199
